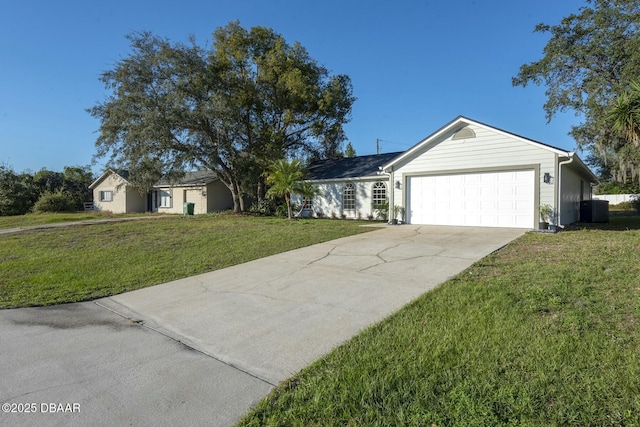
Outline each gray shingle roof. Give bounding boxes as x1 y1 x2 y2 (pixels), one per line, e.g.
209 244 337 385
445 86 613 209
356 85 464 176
306 152 403 181
155 171 219 187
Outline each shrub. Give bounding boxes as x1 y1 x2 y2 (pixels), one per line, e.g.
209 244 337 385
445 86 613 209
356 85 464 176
610 201 633 211
596 181 640 194
32 190 77 213
248 199 277 216
373 201 389 221
274 203 289 218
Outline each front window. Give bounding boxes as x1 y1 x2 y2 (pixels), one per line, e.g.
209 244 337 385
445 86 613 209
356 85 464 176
343 183 355 210
159 189 172 208
372 181 387 209
100 191 113 202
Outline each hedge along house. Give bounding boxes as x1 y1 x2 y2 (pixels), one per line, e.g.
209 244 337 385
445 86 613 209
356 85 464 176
301 117 598 229
89 169 233 214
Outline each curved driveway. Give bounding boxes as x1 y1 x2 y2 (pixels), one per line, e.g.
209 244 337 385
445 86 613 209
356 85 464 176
0 225 524 426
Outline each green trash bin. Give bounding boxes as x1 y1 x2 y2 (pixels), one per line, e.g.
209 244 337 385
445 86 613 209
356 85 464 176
183 202 195 215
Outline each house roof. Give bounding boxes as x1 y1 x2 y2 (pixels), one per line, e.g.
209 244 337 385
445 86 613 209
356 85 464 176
88 168 130 189
90 169 220 190
155 171 219 187
306 152 403 181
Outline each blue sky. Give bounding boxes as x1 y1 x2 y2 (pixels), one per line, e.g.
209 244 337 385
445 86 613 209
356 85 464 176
0 0 588 175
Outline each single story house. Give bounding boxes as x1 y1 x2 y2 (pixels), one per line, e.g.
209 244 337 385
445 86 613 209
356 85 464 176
89 169 233 214
298 116 598 229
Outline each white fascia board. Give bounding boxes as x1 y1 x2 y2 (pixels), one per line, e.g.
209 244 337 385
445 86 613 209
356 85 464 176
470 119 569 156
304 175 390 184
566 152 600 183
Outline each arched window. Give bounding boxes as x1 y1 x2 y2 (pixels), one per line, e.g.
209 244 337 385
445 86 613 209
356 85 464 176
343 183 355 210
372 182 387 209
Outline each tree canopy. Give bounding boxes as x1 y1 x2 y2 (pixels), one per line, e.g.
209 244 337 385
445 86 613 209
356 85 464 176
513 0 640 183
344 141 357 157
89 22 355 212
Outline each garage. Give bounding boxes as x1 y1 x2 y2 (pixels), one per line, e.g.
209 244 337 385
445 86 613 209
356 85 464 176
407 170 535 228
305 117 598 230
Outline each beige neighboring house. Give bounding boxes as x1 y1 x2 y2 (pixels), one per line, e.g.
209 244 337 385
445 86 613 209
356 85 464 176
150 171 233 214
89 169 145 214
89 169 233 214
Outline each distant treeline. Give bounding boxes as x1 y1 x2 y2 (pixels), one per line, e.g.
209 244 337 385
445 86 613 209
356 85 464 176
0 165 93 216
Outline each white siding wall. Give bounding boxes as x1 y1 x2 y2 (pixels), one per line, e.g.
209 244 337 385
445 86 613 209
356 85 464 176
560 166 590 225
392 124 558 223
294 179 390 219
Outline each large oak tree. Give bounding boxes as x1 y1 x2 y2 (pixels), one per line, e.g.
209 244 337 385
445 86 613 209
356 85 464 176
513 0 640 183
89 22 355 211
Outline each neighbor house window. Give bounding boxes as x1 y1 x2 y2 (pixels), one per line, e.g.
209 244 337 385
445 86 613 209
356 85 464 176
372 181 387 209
100 191 113 202
343 183 355 210
159 189 172 208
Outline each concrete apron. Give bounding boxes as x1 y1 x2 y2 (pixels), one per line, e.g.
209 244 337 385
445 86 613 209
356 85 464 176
98 225 525 388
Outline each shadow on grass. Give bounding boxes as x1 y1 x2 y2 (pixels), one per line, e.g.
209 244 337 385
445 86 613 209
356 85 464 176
564 211 640 231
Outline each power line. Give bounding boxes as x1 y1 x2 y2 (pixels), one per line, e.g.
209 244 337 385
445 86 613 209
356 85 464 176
376 138 412 154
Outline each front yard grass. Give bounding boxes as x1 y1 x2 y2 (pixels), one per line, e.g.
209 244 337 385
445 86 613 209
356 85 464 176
0 215 375 308
239 214 640 426
0 211 148 229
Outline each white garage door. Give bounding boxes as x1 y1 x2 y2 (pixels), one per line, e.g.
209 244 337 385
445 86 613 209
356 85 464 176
407 170 535 228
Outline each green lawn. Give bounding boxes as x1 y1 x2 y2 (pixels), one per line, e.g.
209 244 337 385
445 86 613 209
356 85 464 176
0 215 375 308
239 214 640 426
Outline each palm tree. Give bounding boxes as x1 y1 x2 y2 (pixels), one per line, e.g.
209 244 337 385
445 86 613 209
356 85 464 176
265 159 305 219
294 180 320 217
608 80 640 147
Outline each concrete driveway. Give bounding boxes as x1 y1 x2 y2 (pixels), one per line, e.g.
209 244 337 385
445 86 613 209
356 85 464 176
0 225 524 426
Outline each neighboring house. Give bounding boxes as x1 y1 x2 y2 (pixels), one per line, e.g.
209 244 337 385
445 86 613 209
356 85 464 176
298 116 598 229
89 169 145 214
150 171 233 214
89 169 233 214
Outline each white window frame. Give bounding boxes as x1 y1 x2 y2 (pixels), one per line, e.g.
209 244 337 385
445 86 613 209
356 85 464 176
343 183 356 211
100 190 113 202
372 181 387 209
159 189 172 208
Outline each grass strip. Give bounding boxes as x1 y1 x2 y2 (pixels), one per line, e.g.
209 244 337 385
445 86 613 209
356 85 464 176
239 215 640 426
0 212 151 229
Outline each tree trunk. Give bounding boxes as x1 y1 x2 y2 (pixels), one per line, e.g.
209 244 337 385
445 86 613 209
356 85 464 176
285 192 292 219
257 179 265 204
223 179 242 213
